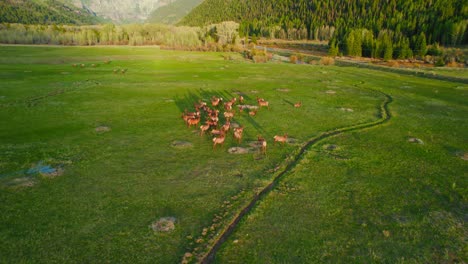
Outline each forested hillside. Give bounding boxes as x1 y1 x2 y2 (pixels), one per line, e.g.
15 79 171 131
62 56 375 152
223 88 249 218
147 0 203 24
0 0 103 25
180 0 468 58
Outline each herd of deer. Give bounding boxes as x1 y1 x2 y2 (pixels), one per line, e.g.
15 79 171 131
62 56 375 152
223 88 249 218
181 94 301 153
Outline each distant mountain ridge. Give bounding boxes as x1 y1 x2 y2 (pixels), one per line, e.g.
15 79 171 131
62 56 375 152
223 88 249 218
70 0 169 23
146 0 203 25
0 0 103 25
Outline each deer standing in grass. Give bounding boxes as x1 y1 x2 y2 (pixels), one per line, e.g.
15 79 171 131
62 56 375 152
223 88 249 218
213 133 226 149
200 123 210 135
221 121 231 133
211 96 222 107
258 136 267 154
233 127 244 144
187 117 200 127
274 134 288 145
257 97 269 109
224 111 234 121
294 101 302 108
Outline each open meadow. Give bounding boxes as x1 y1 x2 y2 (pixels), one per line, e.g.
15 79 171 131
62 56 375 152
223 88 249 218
0 46 466 263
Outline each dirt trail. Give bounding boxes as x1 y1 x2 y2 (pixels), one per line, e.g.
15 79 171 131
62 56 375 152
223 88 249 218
198 89 393 264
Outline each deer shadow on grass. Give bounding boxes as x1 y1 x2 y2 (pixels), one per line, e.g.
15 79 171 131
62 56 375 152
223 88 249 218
282 99 295 107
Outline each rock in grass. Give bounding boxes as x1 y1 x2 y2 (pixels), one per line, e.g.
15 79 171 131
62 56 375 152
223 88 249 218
151 217 176 232
228 147 253 154
408 137 424 144
172 141 193 148
8 177 36 188
95 126 111 133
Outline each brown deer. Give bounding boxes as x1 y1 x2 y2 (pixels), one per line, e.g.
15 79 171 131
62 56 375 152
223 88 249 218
294 101 302 108
261 139 267 154
194 100 207 109
221 121 231 132
257 98 269 109
212 133 226 149
224 111 234 120
239 95 244 104
211 96 222 107
249 110 257 116
233 127 244 144
273 134 288 145
187 117 200 127
200 123 210 135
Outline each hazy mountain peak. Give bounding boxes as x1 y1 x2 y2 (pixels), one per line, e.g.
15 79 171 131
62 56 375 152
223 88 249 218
72 0 172 23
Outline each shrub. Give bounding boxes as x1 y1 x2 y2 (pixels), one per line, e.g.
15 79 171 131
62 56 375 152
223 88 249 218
290 55 298 64
319 57 335 65
434 57 445 67
253 55 268 63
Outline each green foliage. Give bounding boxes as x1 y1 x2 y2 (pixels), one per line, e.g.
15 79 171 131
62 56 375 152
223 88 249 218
0 0 103 25
0 22 241 50
180 0 467 47
146 0 204 25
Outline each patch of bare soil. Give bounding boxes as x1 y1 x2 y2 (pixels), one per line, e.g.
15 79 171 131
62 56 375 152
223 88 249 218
231 122 240 128
7 177 36 188
95 126 111 133
458 152 468 161
238 105 259 110
323 144 339 151
408 137 424 144
325 90 336 94
228 147 255 154
286 138 300 145
249 90 259 94
151 217 176 232
276 88 290 92
172 141 193 148
40 167 64 178
340 107 354 112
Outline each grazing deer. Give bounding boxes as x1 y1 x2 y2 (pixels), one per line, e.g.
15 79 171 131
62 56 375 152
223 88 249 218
221 121 231 132
211 96 222 107
261 139 267 154
294 101 302 108
206 120 218 128
273 134 288 145
257 100 269 109
224 101 233 111
121 69 127 74
194 100 207 109
212 133 226 149
233 127 244 144
239 95 244 104
200 123 210 135
224 111 234 120
249 110 257 116
187 117 200 127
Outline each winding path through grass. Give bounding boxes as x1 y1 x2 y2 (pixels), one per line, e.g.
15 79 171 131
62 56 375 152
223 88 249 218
198 88 393 264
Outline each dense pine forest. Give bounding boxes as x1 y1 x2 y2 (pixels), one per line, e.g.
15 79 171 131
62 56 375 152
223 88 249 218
181 0 468 59
0 0 102 25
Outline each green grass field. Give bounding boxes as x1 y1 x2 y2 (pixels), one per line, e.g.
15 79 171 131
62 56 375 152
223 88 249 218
0 46 466 263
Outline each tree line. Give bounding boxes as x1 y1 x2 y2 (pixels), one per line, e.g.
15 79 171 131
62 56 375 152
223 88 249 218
0 22 242 51
180 0 468 59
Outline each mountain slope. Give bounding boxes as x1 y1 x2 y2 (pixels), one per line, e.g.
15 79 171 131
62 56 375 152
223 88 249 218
0 0 103 25
71 0 165 23
180 0 468 46
146 0 203 25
